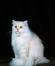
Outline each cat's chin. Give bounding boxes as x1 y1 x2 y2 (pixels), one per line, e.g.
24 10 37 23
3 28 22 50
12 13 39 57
15 32 21 37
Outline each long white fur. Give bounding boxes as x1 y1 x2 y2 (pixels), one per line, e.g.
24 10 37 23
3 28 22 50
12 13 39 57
9 20 50 66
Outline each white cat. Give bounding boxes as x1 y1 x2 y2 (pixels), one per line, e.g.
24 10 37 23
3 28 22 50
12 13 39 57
9 20 50 66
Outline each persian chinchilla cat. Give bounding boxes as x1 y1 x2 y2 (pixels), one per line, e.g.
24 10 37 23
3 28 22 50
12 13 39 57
9 20 50 66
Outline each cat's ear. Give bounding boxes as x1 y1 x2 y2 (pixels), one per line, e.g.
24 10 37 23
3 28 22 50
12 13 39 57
24 20 28 25
24 20 28 26
12 20 16 25
24 20 28 23
12 20 15 22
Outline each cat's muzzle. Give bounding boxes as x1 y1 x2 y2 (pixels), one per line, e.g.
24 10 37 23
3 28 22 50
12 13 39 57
15 31 21 37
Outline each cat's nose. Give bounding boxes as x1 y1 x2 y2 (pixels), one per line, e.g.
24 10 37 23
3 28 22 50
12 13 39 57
17 28 19 31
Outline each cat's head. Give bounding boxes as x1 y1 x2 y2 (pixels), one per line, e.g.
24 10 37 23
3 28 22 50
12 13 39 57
12 20 29 33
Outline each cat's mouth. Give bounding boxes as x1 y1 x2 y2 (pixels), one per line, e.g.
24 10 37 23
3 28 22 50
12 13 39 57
15 31 19 34
15 31 21 37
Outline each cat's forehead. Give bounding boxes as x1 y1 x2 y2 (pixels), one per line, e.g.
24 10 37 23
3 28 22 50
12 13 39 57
12 20 28 26
14 21 24 25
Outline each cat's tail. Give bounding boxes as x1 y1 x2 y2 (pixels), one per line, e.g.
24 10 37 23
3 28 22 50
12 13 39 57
9 58 25 66
34 57 50 65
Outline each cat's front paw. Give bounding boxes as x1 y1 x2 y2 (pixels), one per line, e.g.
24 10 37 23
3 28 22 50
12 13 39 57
9 58 26 66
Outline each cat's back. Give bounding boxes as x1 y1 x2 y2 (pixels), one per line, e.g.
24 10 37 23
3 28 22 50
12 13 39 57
30 32 43 46
30 32 41 42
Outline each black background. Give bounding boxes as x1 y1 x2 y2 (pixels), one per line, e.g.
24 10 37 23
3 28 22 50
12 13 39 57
0 0 55 59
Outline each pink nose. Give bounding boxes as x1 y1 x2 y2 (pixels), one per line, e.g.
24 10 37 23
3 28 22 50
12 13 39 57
17 29 18 31
17 28 19 31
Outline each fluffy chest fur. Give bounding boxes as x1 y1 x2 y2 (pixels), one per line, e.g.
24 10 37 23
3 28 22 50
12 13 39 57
12 31 31 54
12 32 31 58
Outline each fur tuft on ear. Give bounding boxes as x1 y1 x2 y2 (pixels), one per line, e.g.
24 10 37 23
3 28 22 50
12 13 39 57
12 20 16 25
23 20 28 26
24 20 28 23
12 20 15 22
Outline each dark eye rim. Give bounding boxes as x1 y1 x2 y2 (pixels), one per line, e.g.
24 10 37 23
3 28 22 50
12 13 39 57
15 26 17 28
20 26 22 28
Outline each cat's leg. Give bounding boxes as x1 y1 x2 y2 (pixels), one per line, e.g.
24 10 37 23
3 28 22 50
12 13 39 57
20 45 30 59
25 57 34 66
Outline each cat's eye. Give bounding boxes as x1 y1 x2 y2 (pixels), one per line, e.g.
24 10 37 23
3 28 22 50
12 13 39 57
15 26 17 28
20 26 22 28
